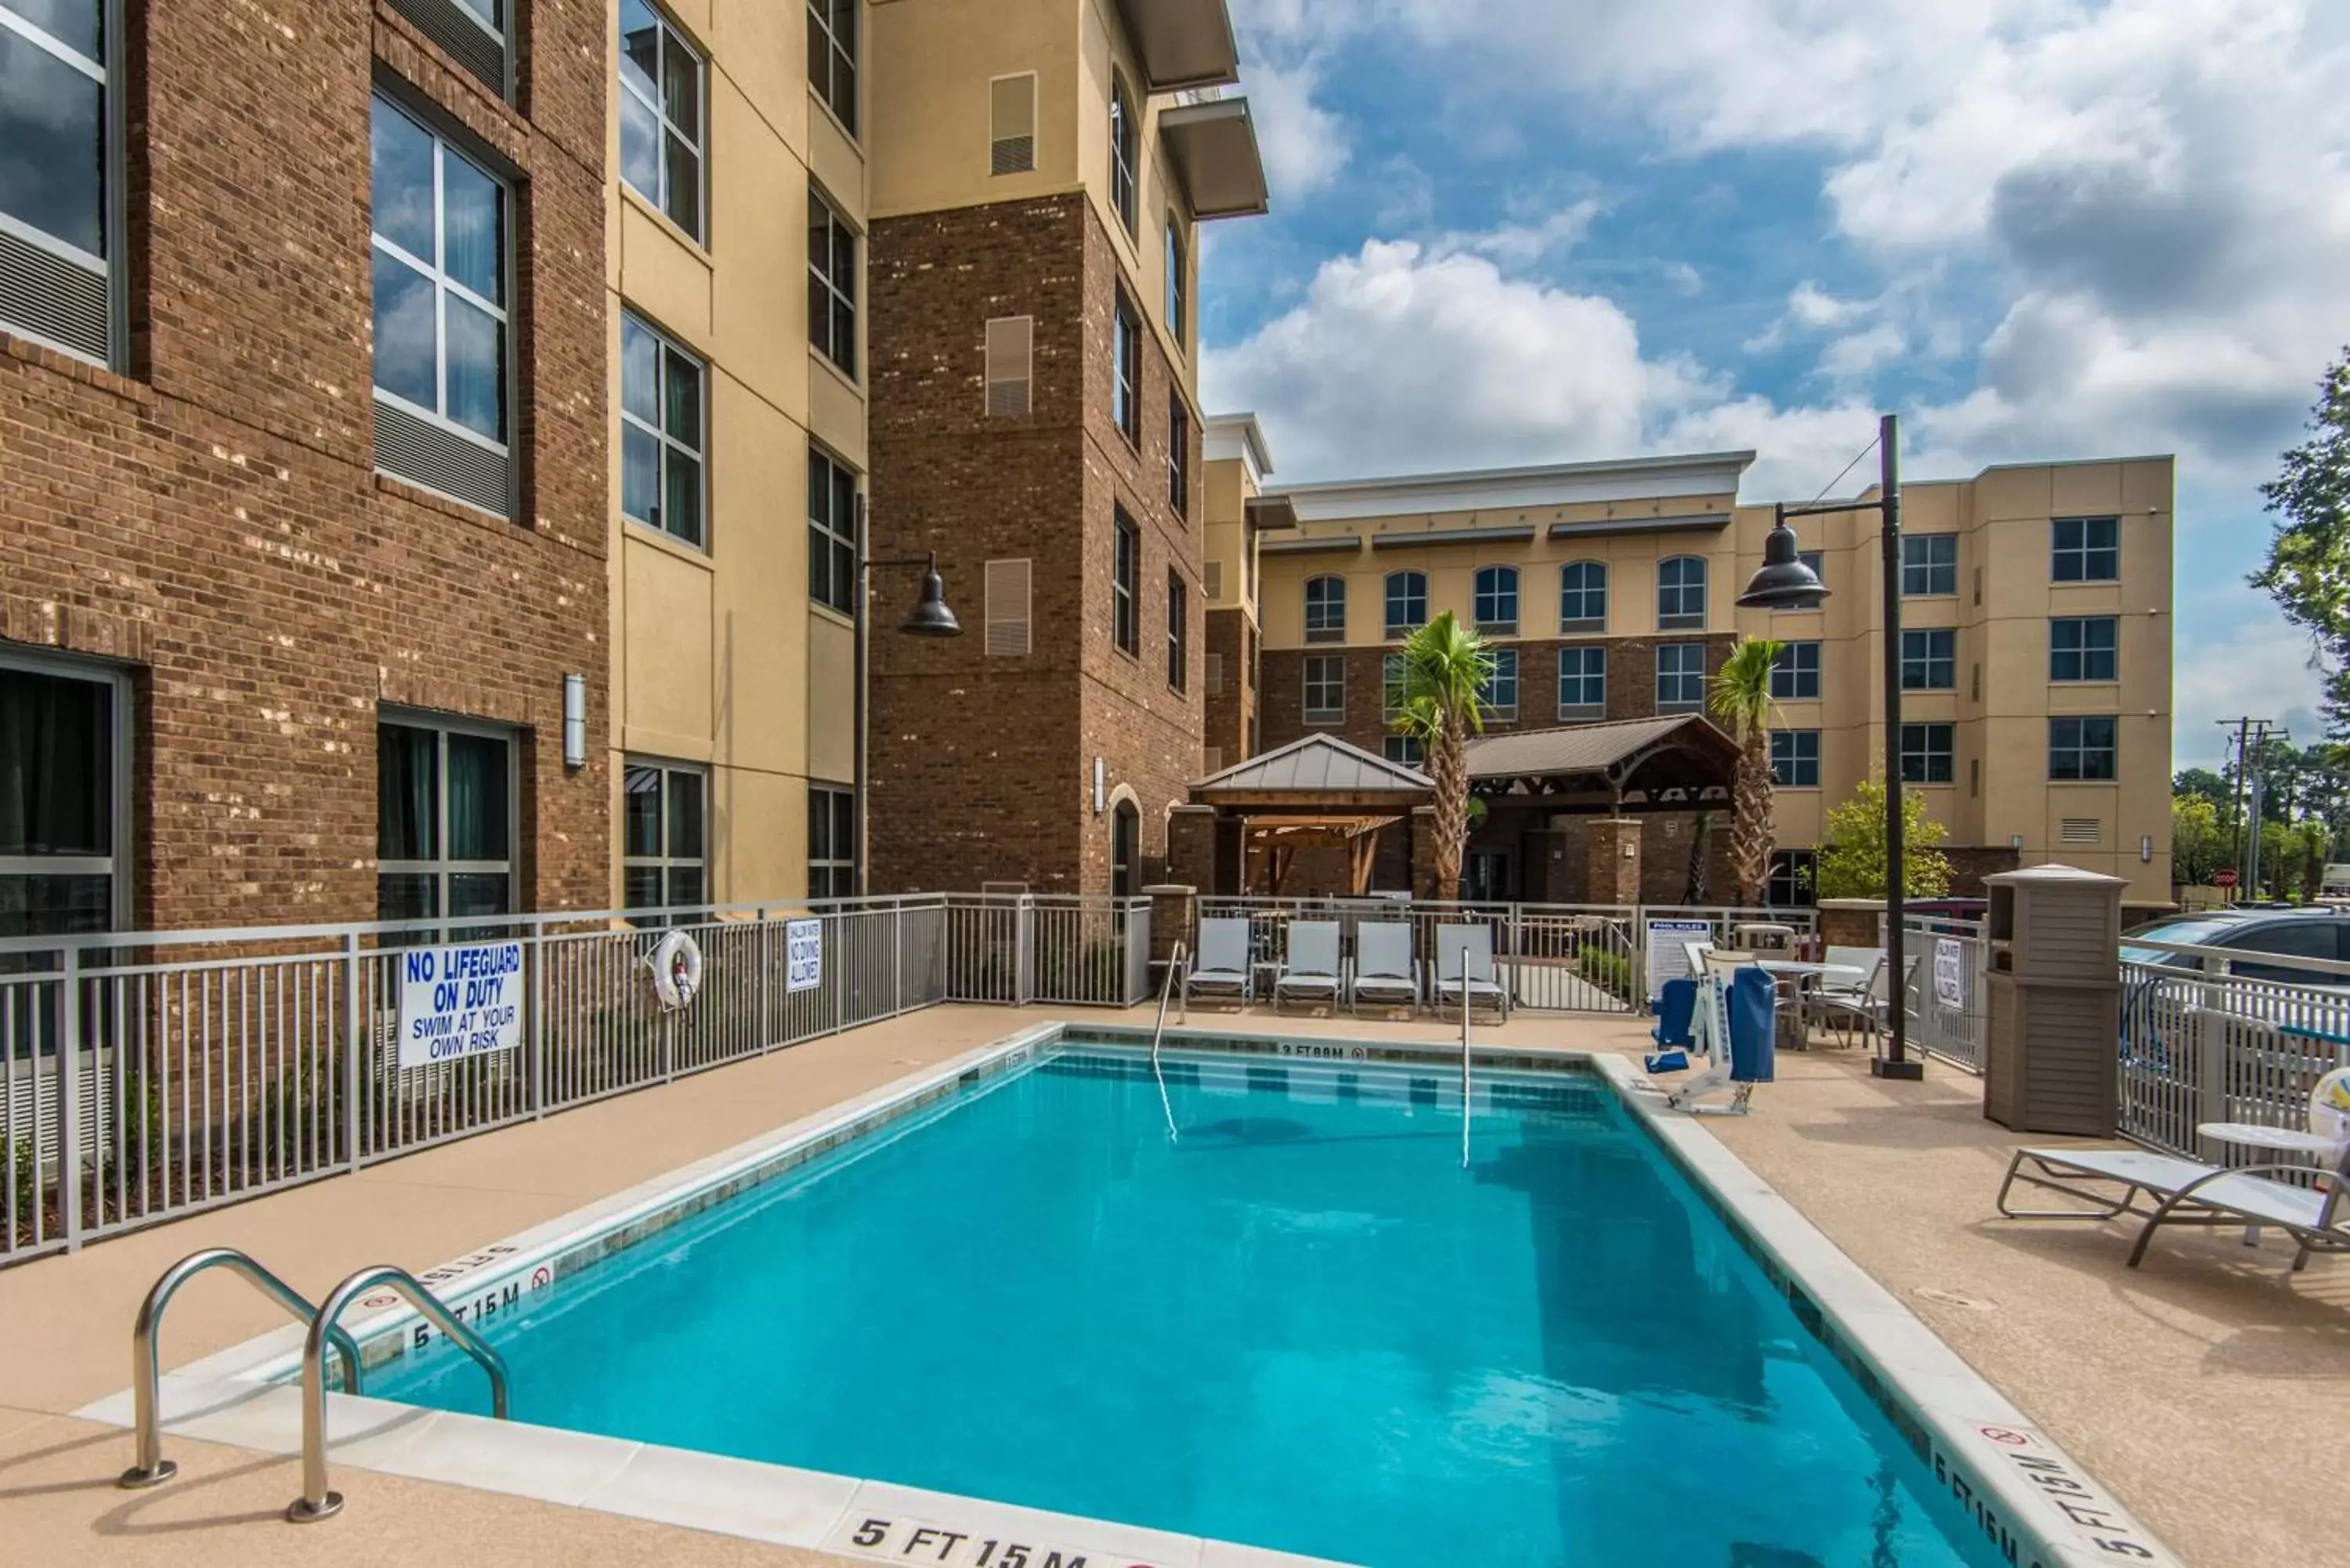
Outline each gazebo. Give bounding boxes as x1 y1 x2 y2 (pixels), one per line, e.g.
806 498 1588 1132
1169 735 1434 896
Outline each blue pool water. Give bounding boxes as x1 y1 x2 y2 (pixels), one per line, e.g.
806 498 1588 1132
377 1045 2001 1566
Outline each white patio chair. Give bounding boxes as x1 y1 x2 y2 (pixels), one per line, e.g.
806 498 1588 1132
1350 922 1419 1013
1273 920 1343 1014
1434 923 1509 1021
1811 951 1886 1046
1183 917 1253 1010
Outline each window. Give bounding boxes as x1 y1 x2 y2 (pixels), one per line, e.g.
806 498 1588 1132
1165 219 1186 346
1658 556 1707 630
1480 649 1518 718
1658 643 1707 710
1303 656 1344 722
1301 576 1346 643
620 1 704 240
1559 562 1607 633
2049 716 2117 781
371 94 512 515
1770 641 1821 700
1110 799 1141 898
1109 75 1137 236
0 654 127 936
378 717 514 923
806 0 857 133
1766 850 1816 908
1900 535 1956 596
1167 400 1189 516
2052 516 2119 582
808 446 859 615
1166 569 1188 692
808 187 857 376
1900 722 1954 785
1772 552 1825 610
1384 572 1427 638
808 783 856 900
623 761 706 913
1770 729 1821 787
1557 645 1606 716
1901 628 1955 690
1383 735 1424 770
620 310 705 546
1473 565 1519 635
2051 616 2118 682
1381 652 1406 720
1112 290 1141 445
1111 508 1140 656
0 0 114 363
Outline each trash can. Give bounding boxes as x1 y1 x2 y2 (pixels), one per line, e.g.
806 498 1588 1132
1981 865 2128 1136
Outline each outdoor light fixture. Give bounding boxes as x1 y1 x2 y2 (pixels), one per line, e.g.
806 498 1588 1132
2142 835 2154 863
1094 757 1108 815
1738 412 1921 1081
2012 833 2026 851
852 492 965 896
562 674 587 770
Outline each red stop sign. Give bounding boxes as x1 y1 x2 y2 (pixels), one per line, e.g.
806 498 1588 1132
2213 869 2240 887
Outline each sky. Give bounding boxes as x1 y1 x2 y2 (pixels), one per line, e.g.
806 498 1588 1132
1193 0 2350 771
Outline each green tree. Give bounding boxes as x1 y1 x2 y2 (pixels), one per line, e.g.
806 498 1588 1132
1813 772 1953 900
2172 767 2230 808
2251 348 2350 728
2170 794 2230 887
1389 612 1492 901
1707 638 1784 906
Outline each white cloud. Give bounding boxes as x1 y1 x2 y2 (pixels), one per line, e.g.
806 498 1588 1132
1433 200 1602 269
2171 592 2330 768
1662 262 1704 296
1242 57 1351 200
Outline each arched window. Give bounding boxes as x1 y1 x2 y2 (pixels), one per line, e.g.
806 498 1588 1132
1303 575 1347 642
1473 565 1519 634
1560 561 1607 632
1110 799 1141 897
1383 571 1427 638
1658 555 1708 630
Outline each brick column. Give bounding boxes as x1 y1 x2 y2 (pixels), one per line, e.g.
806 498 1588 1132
1588 818 1643 905
1167 805 1218 892
1409 807 1440 900
1142 884 1196 982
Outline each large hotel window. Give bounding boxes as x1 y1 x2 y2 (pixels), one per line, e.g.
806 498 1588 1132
808 784 856 899
1304 575 1346 643
371 94 512 517
1166 570 1188 692
1166 219 1186 346
1657 556 1706 630
620 309 706 546
1900 722 1954 785
2049 716 2117 781
808 188 858 376
806 0 857 134
0 654 126 937
0 0 114 363
1382 652 1405 720
1112 508 1140 656
1109 75 1137 235
1167 399 1189 516
1766 849 1816 907
2052 516 2119 582
1900 628 1955 690
623 761 706 913
1112 291 1141 445
809 446 859 616
1770 729 1820 787
1473 566 1519 636
2051 616 2118 681
1901 534 1958 596
378 717 514 923
1479 649 1518 720
1657 643 1707 710
620 2 705 240
1303 656 1344 723
1384 572 1426 638
1559 562 1607 633
1770 641 1820 700
1557 645 1605 717
1383 735 1423 769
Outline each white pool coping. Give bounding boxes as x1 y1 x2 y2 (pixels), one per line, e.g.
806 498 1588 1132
78 1021 2178 1568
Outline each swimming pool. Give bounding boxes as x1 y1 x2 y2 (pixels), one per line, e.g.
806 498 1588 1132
362 1036 2003 1567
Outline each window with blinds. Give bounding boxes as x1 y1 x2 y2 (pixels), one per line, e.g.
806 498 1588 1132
984 558 1031 656
985 316 1032 418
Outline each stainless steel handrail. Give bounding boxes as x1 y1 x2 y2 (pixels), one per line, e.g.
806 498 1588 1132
118 1247 363 1489
289 1263 511 1523
1459 983 1473 1169
1149 941 1185 1143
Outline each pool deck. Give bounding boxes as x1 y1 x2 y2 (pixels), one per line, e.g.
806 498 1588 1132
0 1003 2341 1566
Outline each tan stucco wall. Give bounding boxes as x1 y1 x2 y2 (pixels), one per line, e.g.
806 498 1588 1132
606 0 869 905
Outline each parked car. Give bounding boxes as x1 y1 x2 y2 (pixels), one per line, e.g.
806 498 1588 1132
2120 907 2350 985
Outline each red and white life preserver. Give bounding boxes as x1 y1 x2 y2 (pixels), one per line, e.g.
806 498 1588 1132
649 930 703 1010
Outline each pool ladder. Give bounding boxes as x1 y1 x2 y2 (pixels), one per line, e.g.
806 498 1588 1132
118 1247 512 1525
1150 940 1185 1142
1459 983 1473 1169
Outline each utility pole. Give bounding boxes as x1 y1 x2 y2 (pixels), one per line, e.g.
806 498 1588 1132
2223 717 2254 891
2228 718 2287 898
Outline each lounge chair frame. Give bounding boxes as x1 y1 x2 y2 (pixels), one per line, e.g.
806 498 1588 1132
1997 1146 2350 1271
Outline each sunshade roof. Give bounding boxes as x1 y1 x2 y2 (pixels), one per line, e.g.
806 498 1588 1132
1193 732 1431 796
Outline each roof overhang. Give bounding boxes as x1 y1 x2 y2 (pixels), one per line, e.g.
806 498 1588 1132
1116 0 1241 92
1246 493 1299 532
1548 511 1730 540
1464 715 1741 810
1370 523 1538 551
1262 534 1360 557
1159 97 1269 220
1271 450 1756 524
1203 411 1275 481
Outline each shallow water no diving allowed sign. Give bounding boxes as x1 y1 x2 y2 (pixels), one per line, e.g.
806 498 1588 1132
396 941 524 1070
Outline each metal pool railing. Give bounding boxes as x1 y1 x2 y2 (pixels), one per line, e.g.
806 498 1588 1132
1899 917 1987 1074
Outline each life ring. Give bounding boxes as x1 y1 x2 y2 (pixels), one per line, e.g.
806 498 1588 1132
649 930 703 1010
2312 1066 2350 1148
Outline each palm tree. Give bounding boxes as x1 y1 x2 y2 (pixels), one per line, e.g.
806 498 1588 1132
1390 612 1493 901
1708 637 1786 907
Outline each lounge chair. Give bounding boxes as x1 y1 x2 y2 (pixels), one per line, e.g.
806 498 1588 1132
1273 920 1343 1013
1995 1139 2350 1272
1350 922 1419 1014
1182 917 1253 1012
1434 923 1509 1021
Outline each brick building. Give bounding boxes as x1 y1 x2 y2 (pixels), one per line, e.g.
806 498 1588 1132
0 0 609 935
860 0 1267 896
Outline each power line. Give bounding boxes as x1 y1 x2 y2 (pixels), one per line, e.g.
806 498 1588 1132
1806 432 1882 508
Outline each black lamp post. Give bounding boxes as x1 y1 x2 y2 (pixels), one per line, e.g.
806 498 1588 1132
851 495 962 898
1736 412 1922 1080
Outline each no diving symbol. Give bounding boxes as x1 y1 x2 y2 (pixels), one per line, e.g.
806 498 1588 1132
359 1291 399 1310
529 1265 551 1291
1979 1425 2031 1447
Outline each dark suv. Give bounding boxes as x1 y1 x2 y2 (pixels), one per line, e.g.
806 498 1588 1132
2121 908 2350 984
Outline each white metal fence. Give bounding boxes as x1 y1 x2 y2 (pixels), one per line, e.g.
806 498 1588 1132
1900 916 1988 1073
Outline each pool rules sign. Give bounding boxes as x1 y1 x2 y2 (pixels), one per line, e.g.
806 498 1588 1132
397 941 525 1069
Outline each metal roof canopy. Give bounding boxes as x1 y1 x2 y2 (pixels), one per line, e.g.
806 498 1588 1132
1466 714 1740 812
1115 0 1241 91
1159 97 1269 219
1191 733 1434 814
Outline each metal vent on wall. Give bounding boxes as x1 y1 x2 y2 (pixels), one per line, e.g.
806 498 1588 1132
0 227 108 363
1205 652 1223 693
375 399 512 518
1202 746 1222 775
985 558 1032 656
985 316 1032 418
387 0 508 95
1202 561 1224 599
2059 818 2102 846
989 74 1036 175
